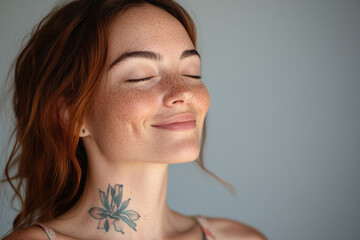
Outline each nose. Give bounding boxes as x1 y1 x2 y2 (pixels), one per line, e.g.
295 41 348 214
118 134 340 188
163 75 193 107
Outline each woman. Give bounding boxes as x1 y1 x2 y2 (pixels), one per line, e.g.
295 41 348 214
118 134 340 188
3 0 266 239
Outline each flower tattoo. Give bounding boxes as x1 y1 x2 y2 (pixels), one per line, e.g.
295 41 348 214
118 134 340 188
88 184 140 234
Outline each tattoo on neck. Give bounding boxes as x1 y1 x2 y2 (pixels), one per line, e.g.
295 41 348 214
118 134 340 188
88 184 141 234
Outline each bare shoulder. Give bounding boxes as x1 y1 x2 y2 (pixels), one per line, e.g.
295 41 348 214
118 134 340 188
2 226 48 240
205 216 267 240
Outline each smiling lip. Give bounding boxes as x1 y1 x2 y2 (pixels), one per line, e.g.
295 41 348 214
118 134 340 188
151 113 196 131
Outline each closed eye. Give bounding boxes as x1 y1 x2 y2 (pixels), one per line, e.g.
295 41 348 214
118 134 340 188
126 76 153 83
183 75 201 79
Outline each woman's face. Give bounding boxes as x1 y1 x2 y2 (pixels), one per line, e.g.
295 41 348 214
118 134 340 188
84 4 210 164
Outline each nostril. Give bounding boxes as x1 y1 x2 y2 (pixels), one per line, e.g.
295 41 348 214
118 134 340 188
162 77 193 106
164 90 192 106
172 99 184 104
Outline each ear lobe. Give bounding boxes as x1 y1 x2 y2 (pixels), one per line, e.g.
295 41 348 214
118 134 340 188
79 123 90 137
58 99 90 137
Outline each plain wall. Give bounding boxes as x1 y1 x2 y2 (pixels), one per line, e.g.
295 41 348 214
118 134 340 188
1 1 360 239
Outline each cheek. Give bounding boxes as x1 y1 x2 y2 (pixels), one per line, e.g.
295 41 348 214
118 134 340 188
88 86 158 139
193 84 210 114
88 88 159 159
105 88 158 126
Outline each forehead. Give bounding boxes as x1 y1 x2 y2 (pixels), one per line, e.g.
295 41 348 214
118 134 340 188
108 4 194 58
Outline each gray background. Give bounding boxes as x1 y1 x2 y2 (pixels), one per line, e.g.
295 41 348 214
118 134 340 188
1 0 359 239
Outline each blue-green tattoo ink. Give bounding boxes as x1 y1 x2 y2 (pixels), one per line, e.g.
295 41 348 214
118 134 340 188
88 184 140 234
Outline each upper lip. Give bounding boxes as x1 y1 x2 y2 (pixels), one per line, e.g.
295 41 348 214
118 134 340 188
151 113 196 126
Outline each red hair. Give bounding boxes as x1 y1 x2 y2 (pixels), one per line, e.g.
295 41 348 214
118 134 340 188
4 0 230 230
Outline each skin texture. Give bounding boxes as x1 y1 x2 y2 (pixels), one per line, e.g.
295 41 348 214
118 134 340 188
84 3 209 165
4 4 266 240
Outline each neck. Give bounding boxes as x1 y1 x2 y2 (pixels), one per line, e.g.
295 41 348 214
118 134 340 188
58 160 176 239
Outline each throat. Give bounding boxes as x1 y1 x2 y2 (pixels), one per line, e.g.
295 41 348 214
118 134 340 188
88 183 141 234
55 162 172 239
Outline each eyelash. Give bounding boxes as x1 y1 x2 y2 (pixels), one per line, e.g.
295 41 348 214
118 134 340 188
183 75 201 79
126 75 201 83
126 76 153 83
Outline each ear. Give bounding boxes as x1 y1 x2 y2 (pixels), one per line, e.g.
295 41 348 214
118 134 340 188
79 122 90 137
58 98 90 137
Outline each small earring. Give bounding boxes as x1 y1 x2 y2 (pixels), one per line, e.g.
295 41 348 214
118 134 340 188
82 129 85 134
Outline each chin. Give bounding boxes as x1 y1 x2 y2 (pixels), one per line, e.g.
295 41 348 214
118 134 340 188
164 145 200 164
129 140 201 164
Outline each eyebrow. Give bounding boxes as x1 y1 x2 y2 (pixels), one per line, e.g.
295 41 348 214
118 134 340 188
108 49 200 70
180 49 200 59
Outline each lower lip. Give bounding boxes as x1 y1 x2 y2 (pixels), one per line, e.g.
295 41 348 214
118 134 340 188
152 121 196 131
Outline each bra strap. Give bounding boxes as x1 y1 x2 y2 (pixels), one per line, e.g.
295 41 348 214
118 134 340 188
195 215 216 240
34 222 58 240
